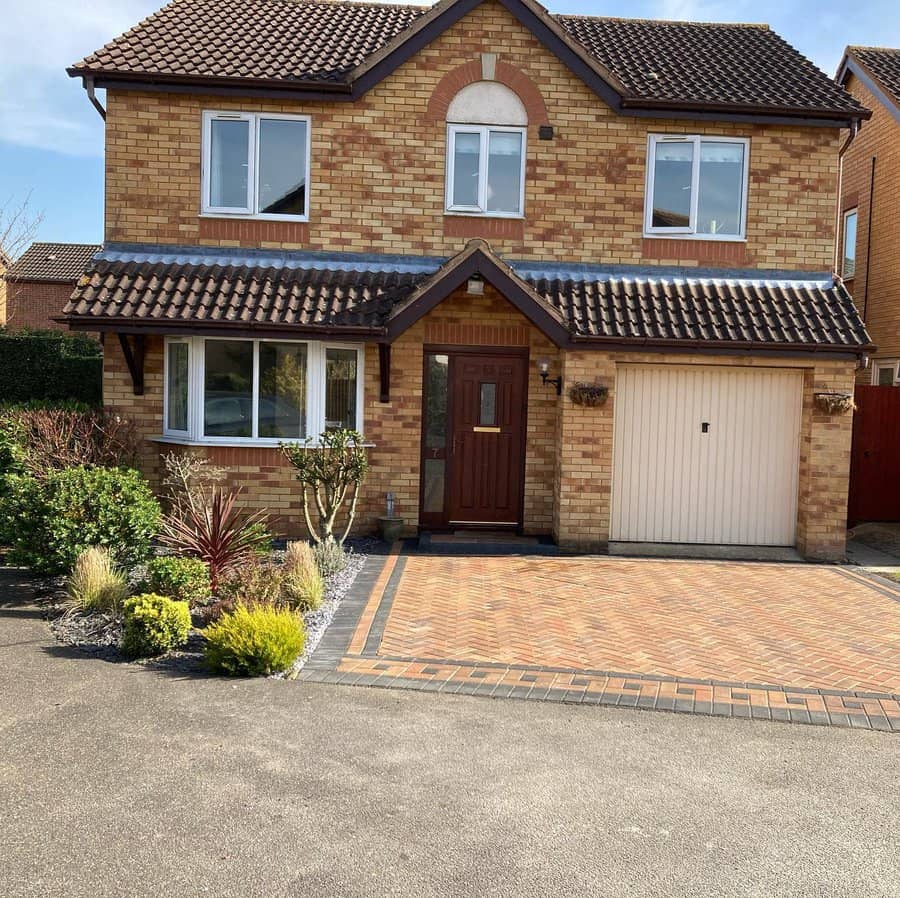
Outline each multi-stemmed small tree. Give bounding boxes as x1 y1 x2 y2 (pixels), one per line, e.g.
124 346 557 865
282 429 369 546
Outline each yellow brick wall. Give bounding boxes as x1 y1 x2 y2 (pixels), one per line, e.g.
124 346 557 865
103 0 840 271
103 322 855 559
103 284 559 539
552 352 856 560
840 73 900 362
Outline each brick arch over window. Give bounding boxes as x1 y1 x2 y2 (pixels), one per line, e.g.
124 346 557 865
425 60 550 126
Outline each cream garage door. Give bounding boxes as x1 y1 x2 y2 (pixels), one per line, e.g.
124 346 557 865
611 365 803 546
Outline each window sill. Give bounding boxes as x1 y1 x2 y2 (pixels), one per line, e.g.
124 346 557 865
444 211 525 220
151 435 375 449
643 232 747 244
199 212 309 224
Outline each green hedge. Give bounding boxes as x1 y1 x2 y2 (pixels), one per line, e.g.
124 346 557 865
0 330 102 405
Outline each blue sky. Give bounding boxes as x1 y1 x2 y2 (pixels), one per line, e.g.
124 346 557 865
1 0 898 249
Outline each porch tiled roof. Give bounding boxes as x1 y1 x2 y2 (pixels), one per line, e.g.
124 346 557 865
63 245 873 353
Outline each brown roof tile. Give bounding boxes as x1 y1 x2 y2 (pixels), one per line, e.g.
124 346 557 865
63 249 873 353
8 242 101 283
69 0 865 119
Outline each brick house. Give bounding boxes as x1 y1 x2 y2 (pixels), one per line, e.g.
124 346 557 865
63 0 872 559
3 243 100 332
836 47 900 385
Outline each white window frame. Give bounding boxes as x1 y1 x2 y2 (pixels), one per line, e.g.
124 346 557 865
643 134 750 242
445 124 526 218
842 208 858 279
872 360 899 386
162 336 364 445
200 111 311 222
163 337 191 437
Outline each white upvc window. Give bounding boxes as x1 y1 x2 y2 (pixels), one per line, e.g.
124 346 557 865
644 134 750 240
445 124 526 217
842 208 858 279
163 337 363 444
873 360 899 386
201 111 311 220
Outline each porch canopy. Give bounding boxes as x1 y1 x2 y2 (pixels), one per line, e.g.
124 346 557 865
62 239 874 359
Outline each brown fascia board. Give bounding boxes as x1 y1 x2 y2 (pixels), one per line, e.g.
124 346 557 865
61 317 386 341
568 333 874 358
836 53 900 123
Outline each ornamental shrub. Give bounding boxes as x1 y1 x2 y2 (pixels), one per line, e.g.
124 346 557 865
312 538 348 578
121 593 191 658
203 603 305 677
66 546 129 613
282 541 324 611
0 465 161 574
219 559 285 606
145 555 211 606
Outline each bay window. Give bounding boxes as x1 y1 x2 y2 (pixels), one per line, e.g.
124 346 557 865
446 124 525 217
202 111 310 220
645 135 750 239
163 337 362 444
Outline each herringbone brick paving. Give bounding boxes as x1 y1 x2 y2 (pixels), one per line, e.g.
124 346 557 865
376 556 900 693
301 549 900 729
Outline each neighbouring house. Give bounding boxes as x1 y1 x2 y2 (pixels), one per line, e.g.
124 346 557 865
3 242 100 332
62 0 873 559
836 47 900 385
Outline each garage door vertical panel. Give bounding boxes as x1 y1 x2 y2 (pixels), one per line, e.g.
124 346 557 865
611 365 802 546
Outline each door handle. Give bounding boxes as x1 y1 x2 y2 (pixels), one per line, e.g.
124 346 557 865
701 422 710 433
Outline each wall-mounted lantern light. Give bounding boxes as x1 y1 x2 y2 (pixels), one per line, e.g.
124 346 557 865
538 358 562 395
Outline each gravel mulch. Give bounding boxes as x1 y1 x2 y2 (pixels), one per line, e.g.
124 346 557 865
42 539 378 677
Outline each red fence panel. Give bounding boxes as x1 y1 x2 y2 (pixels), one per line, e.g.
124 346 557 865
848 385 900 523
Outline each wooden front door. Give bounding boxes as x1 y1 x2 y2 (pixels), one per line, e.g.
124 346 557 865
420 348 528 529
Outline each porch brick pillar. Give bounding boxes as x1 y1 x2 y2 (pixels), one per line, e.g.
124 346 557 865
553 351 616 550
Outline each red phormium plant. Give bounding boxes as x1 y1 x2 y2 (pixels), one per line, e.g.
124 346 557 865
159 487 271 593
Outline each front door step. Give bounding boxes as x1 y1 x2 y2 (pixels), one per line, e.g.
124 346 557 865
417 532 565 556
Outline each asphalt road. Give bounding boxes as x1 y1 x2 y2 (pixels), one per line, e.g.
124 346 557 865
1 569 897 898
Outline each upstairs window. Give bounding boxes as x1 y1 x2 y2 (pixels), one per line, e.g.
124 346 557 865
645 135 749 240
445 82 527 218
842 208 858 279
202 111 310 220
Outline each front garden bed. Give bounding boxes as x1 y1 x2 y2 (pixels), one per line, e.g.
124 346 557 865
2 404 374 679
40 538 374 675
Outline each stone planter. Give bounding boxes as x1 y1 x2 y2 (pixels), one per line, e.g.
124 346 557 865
377 516 405 542
813 391 855 415
568 382 609 407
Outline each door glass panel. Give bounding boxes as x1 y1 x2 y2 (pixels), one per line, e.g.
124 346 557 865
479 382 497 426
258 341 307 438
204 340 253 437
423 354 449 516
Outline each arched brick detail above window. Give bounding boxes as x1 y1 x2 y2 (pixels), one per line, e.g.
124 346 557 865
425 60 550 126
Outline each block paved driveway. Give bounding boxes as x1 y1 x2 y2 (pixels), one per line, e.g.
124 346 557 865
302 549 900 730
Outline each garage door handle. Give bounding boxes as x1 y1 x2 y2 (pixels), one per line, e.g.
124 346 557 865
701 422 710 433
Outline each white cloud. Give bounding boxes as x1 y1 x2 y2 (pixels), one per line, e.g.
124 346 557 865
0 0 160 157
